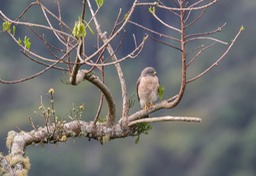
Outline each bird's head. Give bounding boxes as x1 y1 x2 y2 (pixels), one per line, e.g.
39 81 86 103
141 67 157 77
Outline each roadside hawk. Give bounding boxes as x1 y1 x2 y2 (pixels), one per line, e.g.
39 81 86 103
136 67 159 110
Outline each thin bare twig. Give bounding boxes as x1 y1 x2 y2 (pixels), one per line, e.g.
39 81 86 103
8 30 75 63
0 44 77 84
14 2 38 21
185 23 226 39
185 6 208 27
137 0 218 11
0 10 74 40
149 35 182 51
151 13 181 33
84 35 147 67
37 2 72 32
185 36 228 45
40 3 67 45
128 116 201 126
186 42 216 67
187 27 243 83
21 51 68 71
128 20 180 42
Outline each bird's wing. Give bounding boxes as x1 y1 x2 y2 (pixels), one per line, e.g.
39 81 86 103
136 76 141 101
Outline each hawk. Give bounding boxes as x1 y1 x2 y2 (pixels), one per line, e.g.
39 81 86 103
136 67 160 110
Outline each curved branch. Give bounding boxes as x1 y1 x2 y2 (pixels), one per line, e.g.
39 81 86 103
163 1 187 109
75 70 116 127
70 0 87 85
87 0 138 122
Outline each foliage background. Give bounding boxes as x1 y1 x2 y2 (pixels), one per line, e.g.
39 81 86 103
0 0 256 175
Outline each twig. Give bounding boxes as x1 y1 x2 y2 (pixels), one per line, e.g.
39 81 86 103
163 0 187 109
151 13 181 33
84 35 147 67
20 51 68 71
185 23 226 39
36 2 72 32
128 20 180 42
0 44 77 84
186 42 216 67
78 0 138 62
185 7 208 27
87 0 139 125
137 0 218 11
128 116 201 126
14 2 38 21
7 26 74 63
187 27 243 83
70 0 87 85
149 35 182 51
40 3 67 46
0 10 74 40
185 36 228 45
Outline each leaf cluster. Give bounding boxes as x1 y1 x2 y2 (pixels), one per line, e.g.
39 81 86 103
135 122 152 144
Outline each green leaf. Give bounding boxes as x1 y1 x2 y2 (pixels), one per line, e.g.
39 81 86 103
18 38 22 46
72 18 86 38
23 36 31 50
135 135 140 144
148 6 156 14
96 0 104 8
158 85 165 100
2 21 11 32
240 25 245 31
12 26 16 36
97 117 106 123
86 22 94 35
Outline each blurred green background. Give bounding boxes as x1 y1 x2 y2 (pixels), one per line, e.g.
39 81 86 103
1 0 256 176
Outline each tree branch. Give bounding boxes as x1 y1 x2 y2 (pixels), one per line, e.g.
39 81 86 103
137 0 218 11
128 116 201 126
74 70 116 127
87 0 139 124
0 44 77 84
187 27 243 83
163 0 187 109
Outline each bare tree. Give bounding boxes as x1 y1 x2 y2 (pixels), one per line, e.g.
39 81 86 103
0 0 242 175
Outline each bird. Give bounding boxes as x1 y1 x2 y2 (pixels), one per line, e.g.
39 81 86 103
136 67 160 110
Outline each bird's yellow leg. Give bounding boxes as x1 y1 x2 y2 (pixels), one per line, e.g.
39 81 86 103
143 102 153 110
